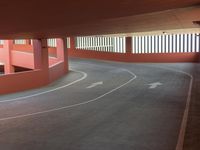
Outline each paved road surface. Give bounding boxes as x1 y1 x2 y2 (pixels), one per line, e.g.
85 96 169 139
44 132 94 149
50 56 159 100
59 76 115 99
0 58 193 150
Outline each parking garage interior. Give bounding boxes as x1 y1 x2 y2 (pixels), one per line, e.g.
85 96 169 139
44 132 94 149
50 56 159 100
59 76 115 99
0 1 200 150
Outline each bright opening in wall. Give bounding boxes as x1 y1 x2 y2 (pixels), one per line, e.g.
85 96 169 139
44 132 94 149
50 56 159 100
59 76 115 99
75 36 126 53
132 32 200 54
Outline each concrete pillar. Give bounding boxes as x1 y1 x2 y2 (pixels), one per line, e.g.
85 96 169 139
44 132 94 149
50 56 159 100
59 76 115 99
126 37 132 54
56 38 68 73
56 38 64 61
40 39 49 71
32 39 49 83
3 40 14 74
32 39 42 69
25 39 31 45
69 37 76 50
32 39 50 70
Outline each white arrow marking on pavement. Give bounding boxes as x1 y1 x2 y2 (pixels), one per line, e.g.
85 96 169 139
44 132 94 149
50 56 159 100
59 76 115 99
86 81 103 89
148 82 162 89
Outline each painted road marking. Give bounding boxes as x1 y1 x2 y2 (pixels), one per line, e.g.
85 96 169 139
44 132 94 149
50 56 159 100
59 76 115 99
147 65 193 150
148 82 162 89
0 69 137 121
0 62 193 150
0 70 87 103
86 81 103 89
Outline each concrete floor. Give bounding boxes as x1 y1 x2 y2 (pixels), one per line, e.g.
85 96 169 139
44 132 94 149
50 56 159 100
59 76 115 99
0 58 198 150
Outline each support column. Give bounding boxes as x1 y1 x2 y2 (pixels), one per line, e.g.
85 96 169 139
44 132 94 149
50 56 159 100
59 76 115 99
32 40 42 69
40 39 49 71
126 37 132 54
69 37 76 51
56 38 68 73
3 40 14 74
25 39 31 45
32 39 49 83
32 39 49 70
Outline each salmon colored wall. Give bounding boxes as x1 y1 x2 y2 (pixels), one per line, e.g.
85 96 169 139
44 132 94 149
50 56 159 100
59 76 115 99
0 63 68 95
13 46 57 57
0 48 5 62
12 45 58 68
0 70 48 95
68 36 200 63
0 38 68 95
2 40 14 73
1 44 60 70
68 48 200 63
0 59 68 95
12 44 57 55
49 62 66 82
48 47 57 57
49 57 59 66
12 44 33 52
11 50 35 69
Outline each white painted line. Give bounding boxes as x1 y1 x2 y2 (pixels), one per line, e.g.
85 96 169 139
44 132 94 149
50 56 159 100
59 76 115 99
151 65 193 150
148 82 162 89
0 69 137 121
176 76 193 150
0 70 87 103
86 81 103 89
174 70 193 150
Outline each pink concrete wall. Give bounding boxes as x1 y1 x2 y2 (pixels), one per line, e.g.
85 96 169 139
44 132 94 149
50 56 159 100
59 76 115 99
12 45 57 56
49 57 59 66
68 36 200 63
0 48 5 62
0 43 35 70
0 70 48 95
48 47 57 57
11 50 35 69
0 44 60 70
0 63 68 95
68 48 200 63
12 44 33 52
49 62 66 82
0 39 68 95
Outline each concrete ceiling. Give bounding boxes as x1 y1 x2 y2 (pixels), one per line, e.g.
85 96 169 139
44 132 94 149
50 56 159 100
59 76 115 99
0 0 200 38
